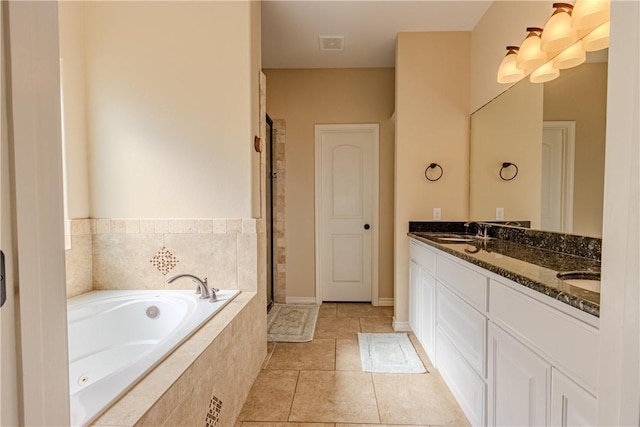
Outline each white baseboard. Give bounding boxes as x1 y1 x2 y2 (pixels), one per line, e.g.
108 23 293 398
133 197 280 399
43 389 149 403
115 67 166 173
377 298 394 307
285 297 317 304
392 318 412 332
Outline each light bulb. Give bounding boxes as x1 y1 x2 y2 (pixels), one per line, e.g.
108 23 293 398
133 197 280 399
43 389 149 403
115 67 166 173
497 46 525 84
516 28 547 71
553 41 586 69
583 21 610 51
572 0 610 30
530 62 560 83
541 3 578 53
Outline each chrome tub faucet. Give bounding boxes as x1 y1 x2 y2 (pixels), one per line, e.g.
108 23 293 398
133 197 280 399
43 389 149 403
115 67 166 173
166 273 220 302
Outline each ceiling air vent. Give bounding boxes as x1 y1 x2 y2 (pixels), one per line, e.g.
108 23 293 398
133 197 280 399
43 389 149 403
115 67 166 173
319 36 345 52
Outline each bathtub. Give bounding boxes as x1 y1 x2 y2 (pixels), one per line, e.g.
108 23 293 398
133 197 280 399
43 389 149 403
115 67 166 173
67 289 240 426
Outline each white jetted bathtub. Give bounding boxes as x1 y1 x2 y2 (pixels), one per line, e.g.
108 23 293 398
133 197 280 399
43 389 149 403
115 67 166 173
67 289 240 426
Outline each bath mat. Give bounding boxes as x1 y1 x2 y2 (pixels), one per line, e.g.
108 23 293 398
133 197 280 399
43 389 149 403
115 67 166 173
267 304 319 342
358 333 426 373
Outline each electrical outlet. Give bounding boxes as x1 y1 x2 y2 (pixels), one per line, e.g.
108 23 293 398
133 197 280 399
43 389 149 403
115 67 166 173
433 207 442 220
496 207 504 220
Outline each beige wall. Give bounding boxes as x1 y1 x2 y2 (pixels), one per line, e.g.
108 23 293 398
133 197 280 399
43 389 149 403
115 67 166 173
470 80 544 226
263 68 395 300
471 0 550 112
395 32 471 324
81 1 256 218
544 63 607 237
58 2 90 219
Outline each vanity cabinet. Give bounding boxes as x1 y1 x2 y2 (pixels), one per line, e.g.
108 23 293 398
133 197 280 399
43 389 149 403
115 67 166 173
488 322 550 426
408 237 599 427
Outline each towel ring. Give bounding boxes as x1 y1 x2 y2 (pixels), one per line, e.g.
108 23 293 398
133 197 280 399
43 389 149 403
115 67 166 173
425 163 443 182
499 162 518 181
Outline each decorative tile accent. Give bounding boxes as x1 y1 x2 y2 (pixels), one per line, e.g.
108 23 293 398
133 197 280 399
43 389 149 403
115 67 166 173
198 219 214 233
242 219 257 234
204 395 222 427
227 219 242 233
125 219 140 234
111 219 126 234
213 219 227 234
140 220 155 234
150 246 180 275
97 219 111 234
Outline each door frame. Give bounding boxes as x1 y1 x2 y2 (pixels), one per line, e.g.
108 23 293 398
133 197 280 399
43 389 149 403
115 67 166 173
542 121 576 233
314 123 379 305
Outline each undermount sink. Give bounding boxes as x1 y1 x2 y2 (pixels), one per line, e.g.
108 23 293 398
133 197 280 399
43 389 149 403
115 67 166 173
437 237 474 242
557 271 601 293
424 233 477 243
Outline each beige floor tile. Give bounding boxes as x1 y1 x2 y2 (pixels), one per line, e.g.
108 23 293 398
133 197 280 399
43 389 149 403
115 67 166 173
266 339 336 371
336 303 394 318
408 332 435 372
359 317 394 333
238 370 300 422
336 424 428 427
335 339 362 371
289 371 380 424
372 373 469 426
262 342 277 369
318 303 337 318
242 423 335 426
314 317 361 340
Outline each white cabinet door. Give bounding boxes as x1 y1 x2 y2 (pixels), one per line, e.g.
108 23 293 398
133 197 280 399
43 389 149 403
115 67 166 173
550 369 597 427
409 260 422 338
419 270 436 358
488 323 550 427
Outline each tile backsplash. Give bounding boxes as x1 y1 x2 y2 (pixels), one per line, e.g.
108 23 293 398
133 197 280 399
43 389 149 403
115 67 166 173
64 218 258 298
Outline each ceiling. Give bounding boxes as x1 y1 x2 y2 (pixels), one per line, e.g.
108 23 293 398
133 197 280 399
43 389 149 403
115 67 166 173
262 0 493 69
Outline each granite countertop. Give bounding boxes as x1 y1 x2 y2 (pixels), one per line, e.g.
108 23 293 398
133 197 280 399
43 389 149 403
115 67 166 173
408 230 601 317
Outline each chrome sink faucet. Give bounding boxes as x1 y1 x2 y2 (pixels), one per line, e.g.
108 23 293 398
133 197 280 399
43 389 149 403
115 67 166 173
166 273 219 302
464 221 489 239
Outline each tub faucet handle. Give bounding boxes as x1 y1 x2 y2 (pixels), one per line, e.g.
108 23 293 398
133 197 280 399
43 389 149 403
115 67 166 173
209 285 220 303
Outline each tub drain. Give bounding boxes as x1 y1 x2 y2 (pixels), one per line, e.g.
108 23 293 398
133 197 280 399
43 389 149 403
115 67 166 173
146 305 160 319
78 374 90 387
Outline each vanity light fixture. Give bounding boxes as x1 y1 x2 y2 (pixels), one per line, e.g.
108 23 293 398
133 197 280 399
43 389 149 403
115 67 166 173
497 46 525 84
582 21 610 51
516 28 547 72
572 0 610 30
541 3 577 53
553 40 587 69
530 61 560 83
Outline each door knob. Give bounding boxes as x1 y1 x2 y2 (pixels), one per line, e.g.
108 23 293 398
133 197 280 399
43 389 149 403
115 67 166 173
364 224 370 230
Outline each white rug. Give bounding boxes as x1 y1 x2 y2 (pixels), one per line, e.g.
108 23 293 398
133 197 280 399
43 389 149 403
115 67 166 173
267 304 319 342
358 333 427 373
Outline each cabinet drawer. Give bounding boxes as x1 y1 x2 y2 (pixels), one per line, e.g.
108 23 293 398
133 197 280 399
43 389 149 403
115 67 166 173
489 279 599 394
436 327 486 427
436 256 488 311
437 283 487 377
410 239 435 273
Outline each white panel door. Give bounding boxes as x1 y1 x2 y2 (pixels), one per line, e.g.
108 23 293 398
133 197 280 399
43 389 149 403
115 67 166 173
0 4 19 422
488 323 550 427
541 122 575 233
316 124 377 302
0 7 19 426
551 369 597 427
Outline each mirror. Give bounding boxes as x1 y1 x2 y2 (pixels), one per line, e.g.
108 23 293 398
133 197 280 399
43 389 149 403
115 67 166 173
469 51 608 238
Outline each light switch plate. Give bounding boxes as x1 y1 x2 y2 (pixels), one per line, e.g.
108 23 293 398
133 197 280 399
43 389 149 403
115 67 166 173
433 207 442 220
496 207 504 220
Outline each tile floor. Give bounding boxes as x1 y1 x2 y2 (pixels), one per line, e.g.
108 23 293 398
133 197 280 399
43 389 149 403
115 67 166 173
236 303 470 427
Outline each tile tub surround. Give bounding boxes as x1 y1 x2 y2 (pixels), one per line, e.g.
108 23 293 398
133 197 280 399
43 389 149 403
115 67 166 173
409 231 601 317
64 218 259 296
92 291 266 427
